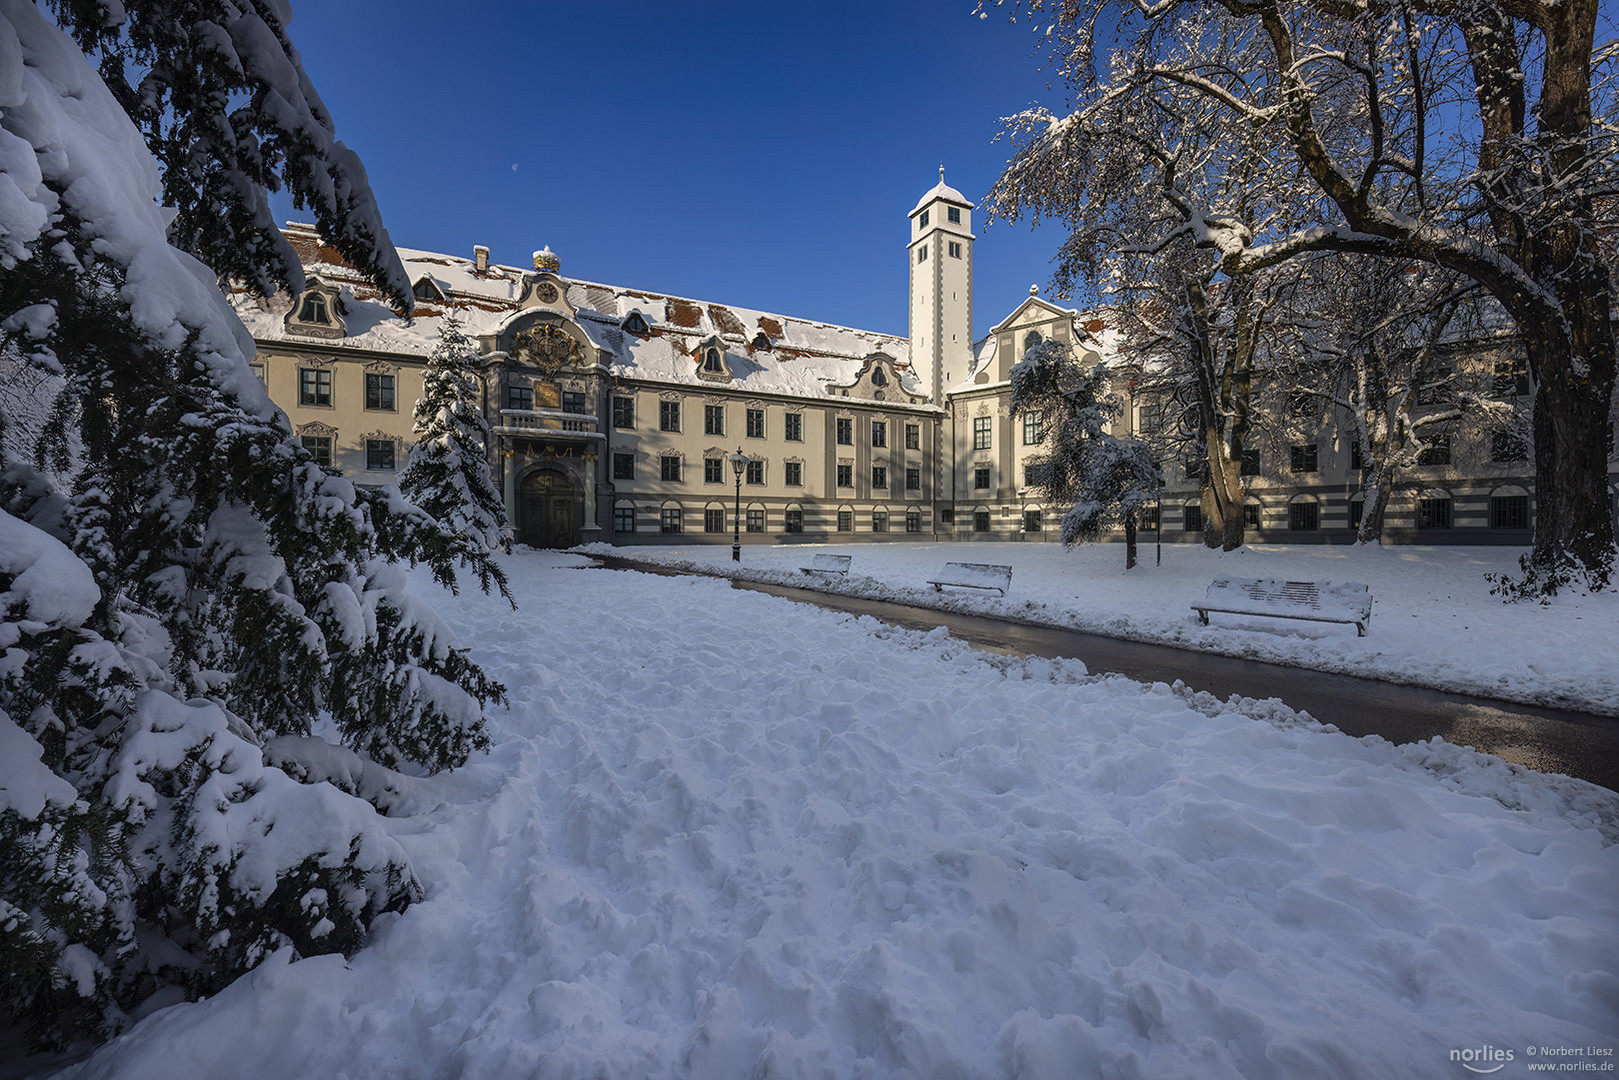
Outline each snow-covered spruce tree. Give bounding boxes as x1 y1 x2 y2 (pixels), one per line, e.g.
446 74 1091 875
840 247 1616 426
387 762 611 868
399 315 513 603
1012 342 1161 569
985 0 1618 595
1 0 501 1051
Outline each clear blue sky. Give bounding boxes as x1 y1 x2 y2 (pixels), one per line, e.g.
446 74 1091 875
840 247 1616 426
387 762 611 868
271 1 1077 340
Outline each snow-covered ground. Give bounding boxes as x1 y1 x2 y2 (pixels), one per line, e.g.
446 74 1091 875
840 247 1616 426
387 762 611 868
37 549 1618 1079
581 540 1619 717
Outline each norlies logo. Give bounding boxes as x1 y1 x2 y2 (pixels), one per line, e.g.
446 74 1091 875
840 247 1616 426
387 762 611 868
1452 1045 1516 1074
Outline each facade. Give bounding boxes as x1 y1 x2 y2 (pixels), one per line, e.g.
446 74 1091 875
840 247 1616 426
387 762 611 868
239 177 1616 549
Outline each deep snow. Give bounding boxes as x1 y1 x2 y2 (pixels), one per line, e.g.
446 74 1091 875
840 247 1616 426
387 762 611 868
35 549 1617 1079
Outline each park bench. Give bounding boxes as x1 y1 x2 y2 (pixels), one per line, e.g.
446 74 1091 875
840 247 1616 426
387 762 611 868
927 562 1013 597
800 553 852 577
1192 578 1373 636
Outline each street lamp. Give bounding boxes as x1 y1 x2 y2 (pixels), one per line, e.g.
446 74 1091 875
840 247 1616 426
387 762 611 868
728 447 749 562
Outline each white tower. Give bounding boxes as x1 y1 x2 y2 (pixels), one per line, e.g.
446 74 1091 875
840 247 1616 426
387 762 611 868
907 168 974 404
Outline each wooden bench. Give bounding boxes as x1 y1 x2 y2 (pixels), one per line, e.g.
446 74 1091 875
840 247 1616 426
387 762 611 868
927 562 1013 597
1192 578 1373 636
800 553 852 577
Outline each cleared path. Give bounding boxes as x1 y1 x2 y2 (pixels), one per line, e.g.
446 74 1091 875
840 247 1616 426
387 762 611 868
588 557 1618 792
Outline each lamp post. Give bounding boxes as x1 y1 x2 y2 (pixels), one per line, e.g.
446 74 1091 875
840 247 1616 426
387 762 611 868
728 448 749 562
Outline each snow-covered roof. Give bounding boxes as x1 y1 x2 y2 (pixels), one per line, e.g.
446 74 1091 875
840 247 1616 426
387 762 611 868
244 225 920 406
910 174 974 215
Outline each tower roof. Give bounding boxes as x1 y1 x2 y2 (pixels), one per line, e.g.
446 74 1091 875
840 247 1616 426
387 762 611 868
910 168 973 215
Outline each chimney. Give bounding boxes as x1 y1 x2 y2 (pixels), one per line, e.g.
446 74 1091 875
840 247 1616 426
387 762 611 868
473 245 489 274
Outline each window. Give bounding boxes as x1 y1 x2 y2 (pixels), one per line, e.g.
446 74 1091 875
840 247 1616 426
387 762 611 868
836 418 853 445
837 464 853 487
1024 330 1043 355
871 367 887 387
561 391 586 414
917 244 928 263
906 508 921 533
1350 441 1365 471
973 510 991 532
661 507 683 533
365 373 395 411
1415 369 1454 406
1290 444 1318 473
1023 463 1049 487
507 384 533 411
785 509 803 533
872 465 888 489
622 312 650 336
1289 501 1320 531
1416 433 1451 467
746 460 764 485
661 455 681 482
905 467 921 491
299 368 332 407
704 404 725 436
297 292 330 324
613 453 635 480
919 209 929 228
1184 455 1209 482
1418 497 1452 529
1492 359 1530 398
746 409 765 439
905 423 920 450
702 348 724 373
249 361 266 384
1023 411 1044 445
747 509 765 533
1241 448 1261 476
948 241 962 258
301 435 332 467
1137 397 1163 435
704 458 723 484
837 510 853 532
974 466 991 490
1243 504 1262 529
364 439 394 471
947 206 961 224
614 506 636 533
973 416 992 450
1184 505 1203 533
784 461 803 486
940 508 955 525
659 400 680 432
785 413 803 442
871 421 887 447
705 508 725 533
872 511 888 533
1024 510 1043 533
1349 499 1364 530
1287 391 1316 421
1491 430 1529 462
612 396 635 429
1490 494 1529 529
1138 506 1159 532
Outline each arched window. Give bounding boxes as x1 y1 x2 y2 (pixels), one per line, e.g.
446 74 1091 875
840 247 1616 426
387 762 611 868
703 348 723 373
871 367 888 387
298 292 330 324
1024 330 1043 354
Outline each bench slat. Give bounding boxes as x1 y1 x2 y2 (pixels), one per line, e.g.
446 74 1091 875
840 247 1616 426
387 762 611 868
927 562 1013 596
1195 577 1371 635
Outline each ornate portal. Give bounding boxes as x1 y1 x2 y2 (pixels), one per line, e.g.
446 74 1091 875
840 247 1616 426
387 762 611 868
511 324 583 378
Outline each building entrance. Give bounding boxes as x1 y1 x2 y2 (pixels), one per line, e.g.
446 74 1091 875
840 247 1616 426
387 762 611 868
520 469 578 548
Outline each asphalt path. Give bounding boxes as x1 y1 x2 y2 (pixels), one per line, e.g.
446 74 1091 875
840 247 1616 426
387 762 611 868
587 557 1619 792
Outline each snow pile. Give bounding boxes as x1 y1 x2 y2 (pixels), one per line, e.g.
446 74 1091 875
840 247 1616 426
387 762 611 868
581 541 1619 716
43 550 1618 1079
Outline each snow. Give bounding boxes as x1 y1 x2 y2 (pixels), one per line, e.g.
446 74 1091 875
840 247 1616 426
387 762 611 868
36 548 1617 1079
582 541 1619 717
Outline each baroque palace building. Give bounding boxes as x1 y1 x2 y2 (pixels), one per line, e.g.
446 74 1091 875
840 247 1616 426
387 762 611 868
238 174 1612 549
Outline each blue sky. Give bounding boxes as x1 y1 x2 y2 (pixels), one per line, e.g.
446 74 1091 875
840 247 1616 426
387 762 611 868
272 1 1076 339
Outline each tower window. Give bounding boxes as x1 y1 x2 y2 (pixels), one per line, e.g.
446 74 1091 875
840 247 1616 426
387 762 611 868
948 242 962 258
947 206 961 224
917 244 928 263
919 210 929 227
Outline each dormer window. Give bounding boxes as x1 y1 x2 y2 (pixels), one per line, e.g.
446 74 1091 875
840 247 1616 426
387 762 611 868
703 348 723 373
871 367 888 387
694 337 732 382
752 331 772 352
622 311 651 337
412 276 447 302
284 276 345 339
298 293 330 324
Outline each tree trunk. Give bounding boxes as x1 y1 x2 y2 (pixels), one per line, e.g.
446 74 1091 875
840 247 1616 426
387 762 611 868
1357 465 1395 544
1124 510 1138 569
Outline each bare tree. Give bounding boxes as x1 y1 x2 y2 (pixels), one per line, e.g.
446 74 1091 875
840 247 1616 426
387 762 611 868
983 0 1618 594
